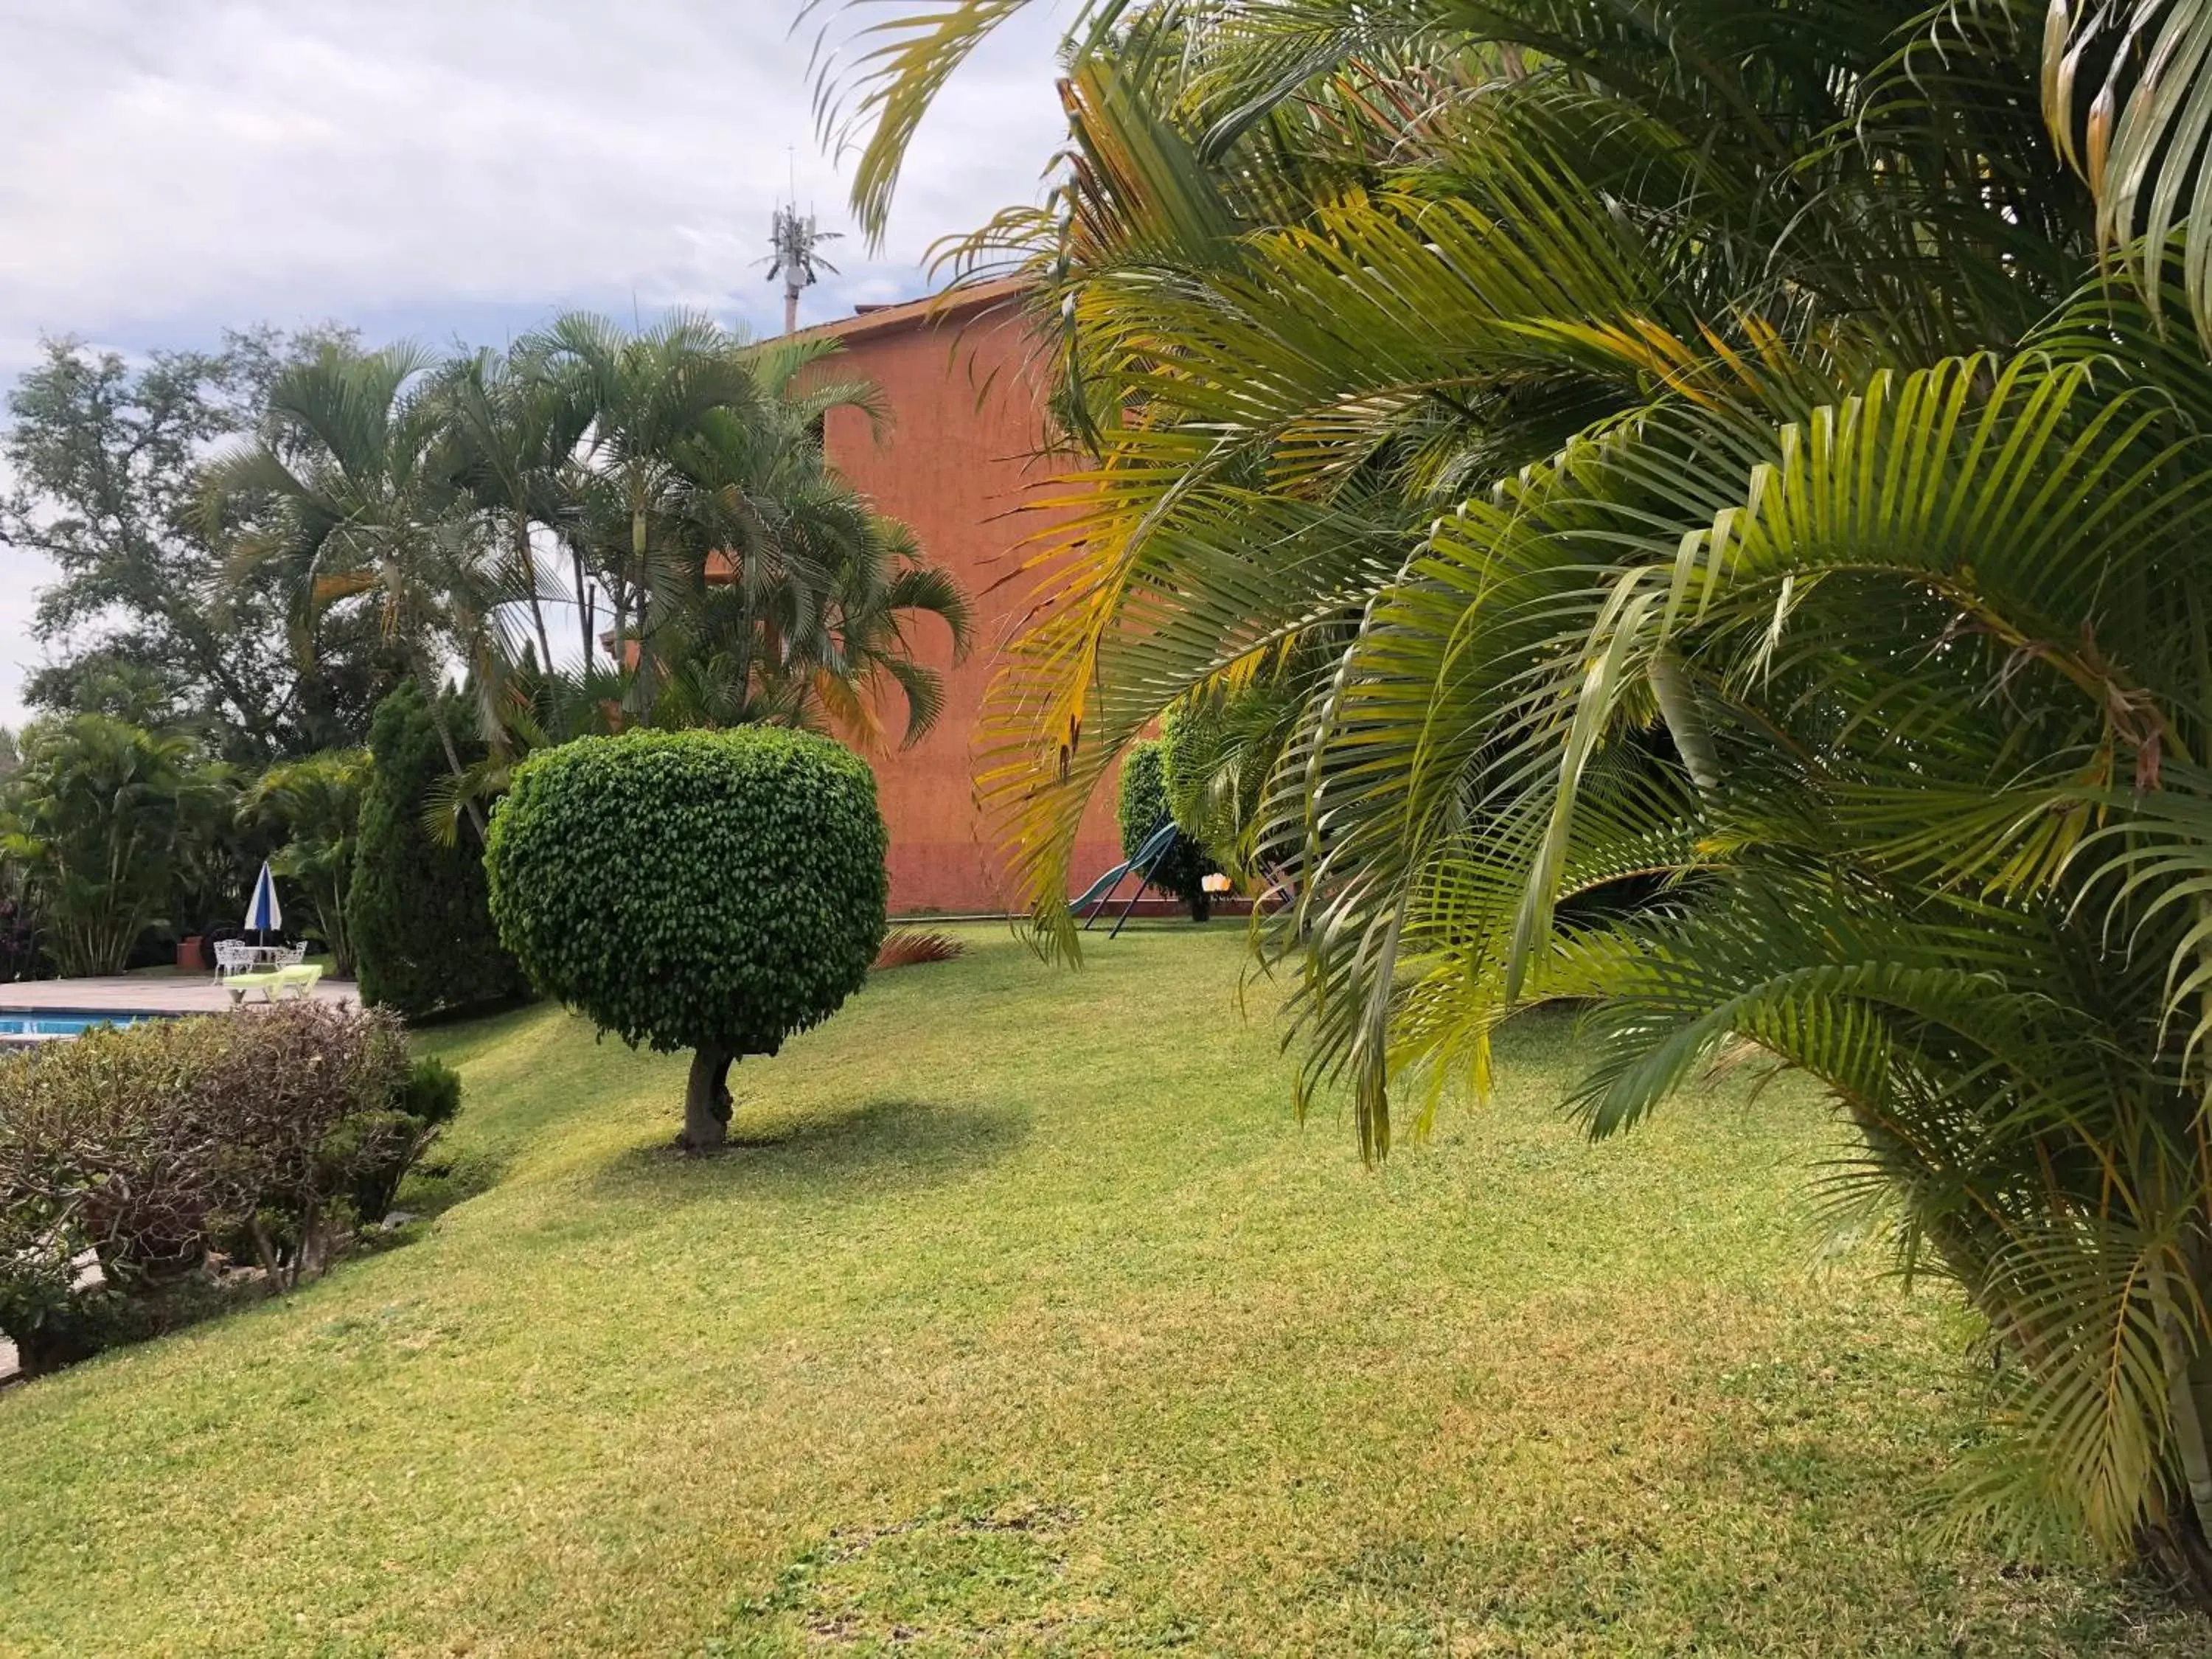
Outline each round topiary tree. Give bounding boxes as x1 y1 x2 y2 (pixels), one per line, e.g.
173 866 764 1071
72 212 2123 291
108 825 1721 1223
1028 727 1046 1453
484 728 888 1152
1116 737 1219 922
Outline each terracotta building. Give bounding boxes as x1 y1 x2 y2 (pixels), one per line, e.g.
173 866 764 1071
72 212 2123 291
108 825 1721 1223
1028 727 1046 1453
799 281 1123 915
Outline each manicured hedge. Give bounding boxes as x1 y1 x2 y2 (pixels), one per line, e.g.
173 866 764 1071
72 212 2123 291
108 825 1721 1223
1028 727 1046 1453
484 727 888 1150
0 1002 452 1376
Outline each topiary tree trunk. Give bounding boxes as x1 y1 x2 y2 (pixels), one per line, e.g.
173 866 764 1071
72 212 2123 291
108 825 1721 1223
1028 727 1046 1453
683 1047 734 1153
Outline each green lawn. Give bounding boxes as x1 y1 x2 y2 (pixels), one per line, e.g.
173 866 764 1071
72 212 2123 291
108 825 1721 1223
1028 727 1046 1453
0 925 2202 1655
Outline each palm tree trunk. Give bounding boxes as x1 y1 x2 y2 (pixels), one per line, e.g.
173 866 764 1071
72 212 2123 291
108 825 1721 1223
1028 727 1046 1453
2177 905 2212 1561
2166 1228 2212 1551
517 510 554 672
629 502 653 696
573 546 596 672
2171 1349 2212 1529
417 664 488 844
321 877 353 978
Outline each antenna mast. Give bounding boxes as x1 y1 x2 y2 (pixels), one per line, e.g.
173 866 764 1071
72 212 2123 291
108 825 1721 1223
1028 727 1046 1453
765 175 841 335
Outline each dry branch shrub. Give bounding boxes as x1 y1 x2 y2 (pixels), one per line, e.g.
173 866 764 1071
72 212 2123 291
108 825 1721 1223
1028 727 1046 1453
873 929 965 970
0 1002 428 1374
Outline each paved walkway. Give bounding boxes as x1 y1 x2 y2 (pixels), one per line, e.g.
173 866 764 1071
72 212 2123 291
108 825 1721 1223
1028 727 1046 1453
0 973 356 1015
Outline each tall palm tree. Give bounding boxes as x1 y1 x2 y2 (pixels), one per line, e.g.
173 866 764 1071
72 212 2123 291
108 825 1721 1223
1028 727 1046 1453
434 348 592 676
415 325 971 834
659 337 972 745
518 311 762 708
204 343 502 838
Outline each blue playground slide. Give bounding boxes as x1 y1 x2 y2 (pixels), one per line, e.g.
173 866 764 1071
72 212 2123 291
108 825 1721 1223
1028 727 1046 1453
1071 819 1180 933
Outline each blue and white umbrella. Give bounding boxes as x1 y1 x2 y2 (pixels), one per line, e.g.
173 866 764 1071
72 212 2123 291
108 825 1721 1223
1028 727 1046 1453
243 860 283 939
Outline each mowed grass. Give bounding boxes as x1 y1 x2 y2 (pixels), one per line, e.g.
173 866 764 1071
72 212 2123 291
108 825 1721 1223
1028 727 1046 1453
0 927 2202 1656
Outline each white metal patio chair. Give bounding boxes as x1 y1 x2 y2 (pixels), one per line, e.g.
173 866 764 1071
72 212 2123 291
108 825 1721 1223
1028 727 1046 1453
212 939 262 980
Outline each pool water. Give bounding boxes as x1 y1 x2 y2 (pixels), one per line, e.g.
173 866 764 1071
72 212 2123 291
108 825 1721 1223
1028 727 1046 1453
0 1011 163 1040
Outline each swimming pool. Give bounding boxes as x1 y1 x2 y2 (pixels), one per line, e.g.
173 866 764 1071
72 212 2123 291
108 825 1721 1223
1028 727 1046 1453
0 1010 166 1041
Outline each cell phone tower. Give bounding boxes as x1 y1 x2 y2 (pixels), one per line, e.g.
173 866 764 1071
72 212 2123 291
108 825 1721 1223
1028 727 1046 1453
765 198 840 335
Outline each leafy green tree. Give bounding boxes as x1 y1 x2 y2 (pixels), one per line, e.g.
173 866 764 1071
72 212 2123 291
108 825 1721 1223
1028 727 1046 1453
518 311 762 702
1 330 403 760
425 327 971 835
434 347 592 675
348 684 527 1020
242 749 371 976
0 715 229 975
484 728 888 1152
657 336 972 744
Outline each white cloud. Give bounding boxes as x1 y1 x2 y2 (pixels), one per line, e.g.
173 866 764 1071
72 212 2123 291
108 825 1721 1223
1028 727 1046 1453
0 0 1070 728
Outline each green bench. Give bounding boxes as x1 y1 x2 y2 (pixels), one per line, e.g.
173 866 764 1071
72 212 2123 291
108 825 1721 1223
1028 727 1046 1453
225 964 324 1006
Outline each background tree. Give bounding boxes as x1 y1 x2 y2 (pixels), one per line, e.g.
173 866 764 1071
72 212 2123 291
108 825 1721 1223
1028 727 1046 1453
484 728 888 1152
204 341 504 840
1116 737 1214 921
434 347 590 676
348 682 527 1020
654 337 972 743
242 749 370 976
1 330 404 760
519 311 762 707
427 326 971 835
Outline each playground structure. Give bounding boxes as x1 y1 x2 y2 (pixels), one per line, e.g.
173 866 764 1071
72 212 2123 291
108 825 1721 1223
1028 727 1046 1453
1071 819 1189 938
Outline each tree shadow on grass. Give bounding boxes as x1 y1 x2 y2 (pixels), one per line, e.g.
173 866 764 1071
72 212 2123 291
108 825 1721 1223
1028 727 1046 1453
588 1096 1032 1206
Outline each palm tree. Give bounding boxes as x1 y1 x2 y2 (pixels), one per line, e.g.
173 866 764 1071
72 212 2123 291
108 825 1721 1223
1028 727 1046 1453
434 348 592 676
204 343 502 838
517 312 762 707
411 324 971 835
0 714 229 975
658 337 972 745
831 0 2212 1595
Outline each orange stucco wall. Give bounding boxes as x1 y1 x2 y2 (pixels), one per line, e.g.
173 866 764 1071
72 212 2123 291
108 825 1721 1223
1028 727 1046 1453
813 289 1123 915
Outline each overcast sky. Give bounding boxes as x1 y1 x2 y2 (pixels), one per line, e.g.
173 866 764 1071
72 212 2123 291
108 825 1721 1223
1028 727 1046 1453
0 0 1070 728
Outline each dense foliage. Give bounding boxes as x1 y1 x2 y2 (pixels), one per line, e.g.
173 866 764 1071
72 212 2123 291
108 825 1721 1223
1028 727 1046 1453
0 715 232 975
484 727 888 1151
0 329 406 760
8 311 966 979
1116 738 1215 920
832 0 2212 1600
204 317 969 843
0 1001 437 1375
346 1054 465 1228
349 683 528 1020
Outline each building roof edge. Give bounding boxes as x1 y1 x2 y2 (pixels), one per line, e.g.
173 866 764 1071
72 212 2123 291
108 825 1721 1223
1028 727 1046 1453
788 276 1037 347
